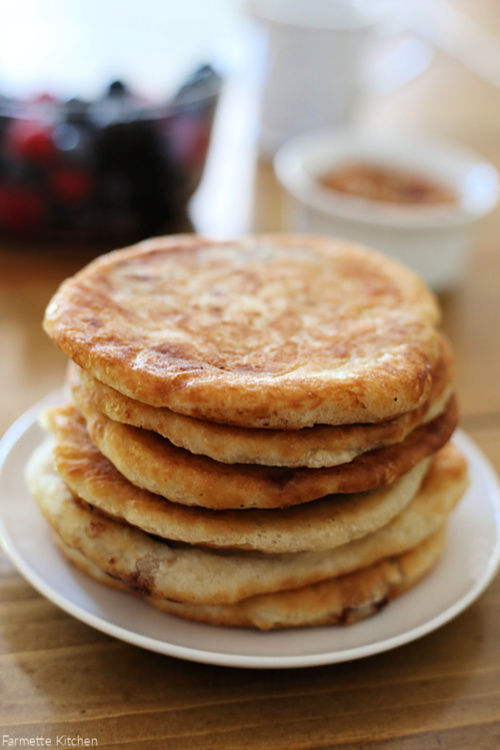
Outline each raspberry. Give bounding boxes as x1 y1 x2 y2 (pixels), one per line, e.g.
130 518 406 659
7 119 55 163
0 185 45 230
51 167 92 202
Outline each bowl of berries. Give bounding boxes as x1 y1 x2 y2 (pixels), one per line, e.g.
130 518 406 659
0 65 221 245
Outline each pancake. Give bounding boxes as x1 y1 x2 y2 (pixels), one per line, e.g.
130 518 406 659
55 528 447 629
70 332 453 467
72 387 457 509
26 439 466 605
42 404 430 553
43 234 442 429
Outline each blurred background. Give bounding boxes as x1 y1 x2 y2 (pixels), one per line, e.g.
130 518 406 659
1 0 500 453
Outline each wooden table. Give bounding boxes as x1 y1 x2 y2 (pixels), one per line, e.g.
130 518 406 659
1 11 500 750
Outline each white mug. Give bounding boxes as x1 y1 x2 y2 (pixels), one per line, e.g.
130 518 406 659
247 0 389 156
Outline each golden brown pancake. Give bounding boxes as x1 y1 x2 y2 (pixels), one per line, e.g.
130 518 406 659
55 529 447 630
72 385 457 509
42 404 431 553
43 234 442 429
26 438 466 605
69 331 453 467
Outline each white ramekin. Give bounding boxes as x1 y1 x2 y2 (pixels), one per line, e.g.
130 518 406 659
274 129 499 290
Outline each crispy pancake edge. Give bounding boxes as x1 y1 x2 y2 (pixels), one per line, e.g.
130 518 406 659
72 391 458 509
43 403 432 553
26 439 466 604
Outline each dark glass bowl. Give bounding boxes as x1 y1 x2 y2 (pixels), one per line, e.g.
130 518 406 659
0 66 222 245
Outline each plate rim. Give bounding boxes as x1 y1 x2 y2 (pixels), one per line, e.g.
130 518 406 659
1 397 500 669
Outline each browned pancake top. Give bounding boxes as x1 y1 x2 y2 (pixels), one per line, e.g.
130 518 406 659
44 234 441 428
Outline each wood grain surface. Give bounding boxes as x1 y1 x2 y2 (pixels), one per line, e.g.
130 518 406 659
1 4 500 748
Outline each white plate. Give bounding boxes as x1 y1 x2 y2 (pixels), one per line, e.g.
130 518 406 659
1 397 500 669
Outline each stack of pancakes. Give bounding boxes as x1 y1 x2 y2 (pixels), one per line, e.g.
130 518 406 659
27 235 468 630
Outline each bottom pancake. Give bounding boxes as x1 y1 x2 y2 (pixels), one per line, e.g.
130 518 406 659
56 528 446 630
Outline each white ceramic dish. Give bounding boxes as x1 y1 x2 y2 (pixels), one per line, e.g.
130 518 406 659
1 397 499 669
274 129 499 290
